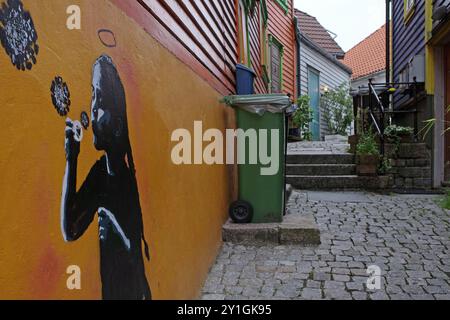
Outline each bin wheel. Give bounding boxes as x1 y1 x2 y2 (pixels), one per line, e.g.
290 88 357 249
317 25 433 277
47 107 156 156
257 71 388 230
229 200 253 224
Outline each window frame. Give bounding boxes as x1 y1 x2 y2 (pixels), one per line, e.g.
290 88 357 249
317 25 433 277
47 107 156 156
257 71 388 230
274 0 289 14
404 0 416 24
260 0 270 88
268 34 284 94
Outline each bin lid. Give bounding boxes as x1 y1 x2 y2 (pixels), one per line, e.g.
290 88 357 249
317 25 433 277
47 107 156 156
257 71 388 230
235 63 256 76
221 94 291 116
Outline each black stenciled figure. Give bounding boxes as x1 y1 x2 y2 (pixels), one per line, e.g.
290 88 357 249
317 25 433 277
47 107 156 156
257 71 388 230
61 54 151 300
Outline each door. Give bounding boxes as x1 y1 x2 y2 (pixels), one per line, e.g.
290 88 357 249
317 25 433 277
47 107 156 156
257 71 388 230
308 68 320 141
445 45 450 180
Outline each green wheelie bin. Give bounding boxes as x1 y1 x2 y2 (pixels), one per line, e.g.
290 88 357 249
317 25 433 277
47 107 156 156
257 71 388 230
223 94 291 224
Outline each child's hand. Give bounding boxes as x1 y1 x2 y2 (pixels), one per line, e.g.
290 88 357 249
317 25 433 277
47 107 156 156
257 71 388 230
65 118 80 161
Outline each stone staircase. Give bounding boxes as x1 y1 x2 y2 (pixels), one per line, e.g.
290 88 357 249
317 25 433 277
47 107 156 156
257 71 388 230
286 137 390 190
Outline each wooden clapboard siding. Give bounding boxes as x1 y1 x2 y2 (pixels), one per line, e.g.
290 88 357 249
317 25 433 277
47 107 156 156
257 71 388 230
267 0 296 96
299 42 351 137
112 0 238 95
244 0 295 95
392 0 426 106
247 6 267 94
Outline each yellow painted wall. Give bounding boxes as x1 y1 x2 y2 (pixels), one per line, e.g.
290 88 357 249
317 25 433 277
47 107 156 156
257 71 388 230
0 0 235 299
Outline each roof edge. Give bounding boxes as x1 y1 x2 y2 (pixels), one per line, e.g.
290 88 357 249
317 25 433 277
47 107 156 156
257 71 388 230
300 34 353 75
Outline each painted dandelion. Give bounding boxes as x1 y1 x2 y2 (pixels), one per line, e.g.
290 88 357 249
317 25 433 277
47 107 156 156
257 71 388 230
0 0 39 71
51 76 71 117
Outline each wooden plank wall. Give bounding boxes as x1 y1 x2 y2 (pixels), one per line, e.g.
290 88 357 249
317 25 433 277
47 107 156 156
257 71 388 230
247 0 296 96
392 0 426 107
115 1 296 97
247 6 266 94
133 0 238 95
267 0 296 97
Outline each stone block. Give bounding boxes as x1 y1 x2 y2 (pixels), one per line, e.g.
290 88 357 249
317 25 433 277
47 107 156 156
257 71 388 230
223 214 321 246
279 214 321 246
414 159 430 167
223 222 279 245
405 178 413 188
413 178 432 188
397 143 429 159
394 177 404 187
398 167 431 179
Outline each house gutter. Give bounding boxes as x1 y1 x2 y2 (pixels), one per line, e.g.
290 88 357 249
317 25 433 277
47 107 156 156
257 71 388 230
386 0 391 84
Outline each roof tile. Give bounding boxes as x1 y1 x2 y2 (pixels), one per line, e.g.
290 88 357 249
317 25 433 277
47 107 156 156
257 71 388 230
343 24 386 80
294 9 345 57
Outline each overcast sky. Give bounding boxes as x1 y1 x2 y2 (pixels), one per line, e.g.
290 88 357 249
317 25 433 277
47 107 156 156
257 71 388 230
294 0 386 52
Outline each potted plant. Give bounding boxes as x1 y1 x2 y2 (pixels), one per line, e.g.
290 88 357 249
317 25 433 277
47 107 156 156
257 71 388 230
356 131 380 176
384 125 414 144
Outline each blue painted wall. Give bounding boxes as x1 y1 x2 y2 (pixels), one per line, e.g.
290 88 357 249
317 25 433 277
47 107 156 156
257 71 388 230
392 0 426 106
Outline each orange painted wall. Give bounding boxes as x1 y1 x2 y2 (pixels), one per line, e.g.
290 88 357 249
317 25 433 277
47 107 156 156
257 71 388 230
0 0 235 299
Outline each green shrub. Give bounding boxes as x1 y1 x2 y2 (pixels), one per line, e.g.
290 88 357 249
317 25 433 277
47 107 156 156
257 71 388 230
322 83 354 136
439 189 450 210
356 131 380 156
292 95 314 141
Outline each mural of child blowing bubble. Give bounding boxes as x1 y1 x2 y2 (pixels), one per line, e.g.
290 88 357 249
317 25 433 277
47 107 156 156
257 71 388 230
60 54 151 300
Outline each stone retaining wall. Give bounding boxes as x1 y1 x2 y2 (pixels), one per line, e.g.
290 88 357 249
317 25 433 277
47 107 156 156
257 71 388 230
385 143 433 189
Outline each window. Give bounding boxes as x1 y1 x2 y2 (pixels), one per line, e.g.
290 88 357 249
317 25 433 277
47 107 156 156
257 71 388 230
399 66 410 89
404 0 415 23
274 0 289 14
238 0 250 67
269 35 283 93
260 0 269 87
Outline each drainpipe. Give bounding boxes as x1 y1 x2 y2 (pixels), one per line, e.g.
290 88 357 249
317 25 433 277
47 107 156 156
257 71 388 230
294 16 301 98
386 0 391 85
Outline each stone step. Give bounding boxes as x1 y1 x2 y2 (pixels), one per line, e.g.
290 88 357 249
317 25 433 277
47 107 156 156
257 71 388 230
222 214 321 246
287 153 355 165
324 135 349 143
286 164 356 176
286 175 391 190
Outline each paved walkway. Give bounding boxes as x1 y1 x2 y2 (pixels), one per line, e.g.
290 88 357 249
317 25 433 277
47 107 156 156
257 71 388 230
202 191 450 300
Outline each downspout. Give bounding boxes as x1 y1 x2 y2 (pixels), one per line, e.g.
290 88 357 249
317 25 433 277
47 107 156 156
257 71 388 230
294 16 301 98
386 0 391 85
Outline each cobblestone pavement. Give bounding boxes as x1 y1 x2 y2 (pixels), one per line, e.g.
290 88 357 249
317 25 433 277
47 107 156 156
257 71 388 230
202 191 450 300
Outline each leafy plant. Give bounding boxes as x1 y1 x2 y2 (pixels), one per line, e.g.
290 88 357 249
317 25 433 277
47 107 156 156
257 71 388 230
438 189 450 210
378 156 392 175
356 131 380 156
292 95 314 141
421 105 450 139
385 125 413 137
322 83 354 136
384 125 414 157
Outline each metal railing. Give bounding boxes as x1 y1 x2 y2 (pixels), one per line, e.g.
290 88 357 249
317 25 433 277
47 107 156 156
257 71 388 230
354 78 425 156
